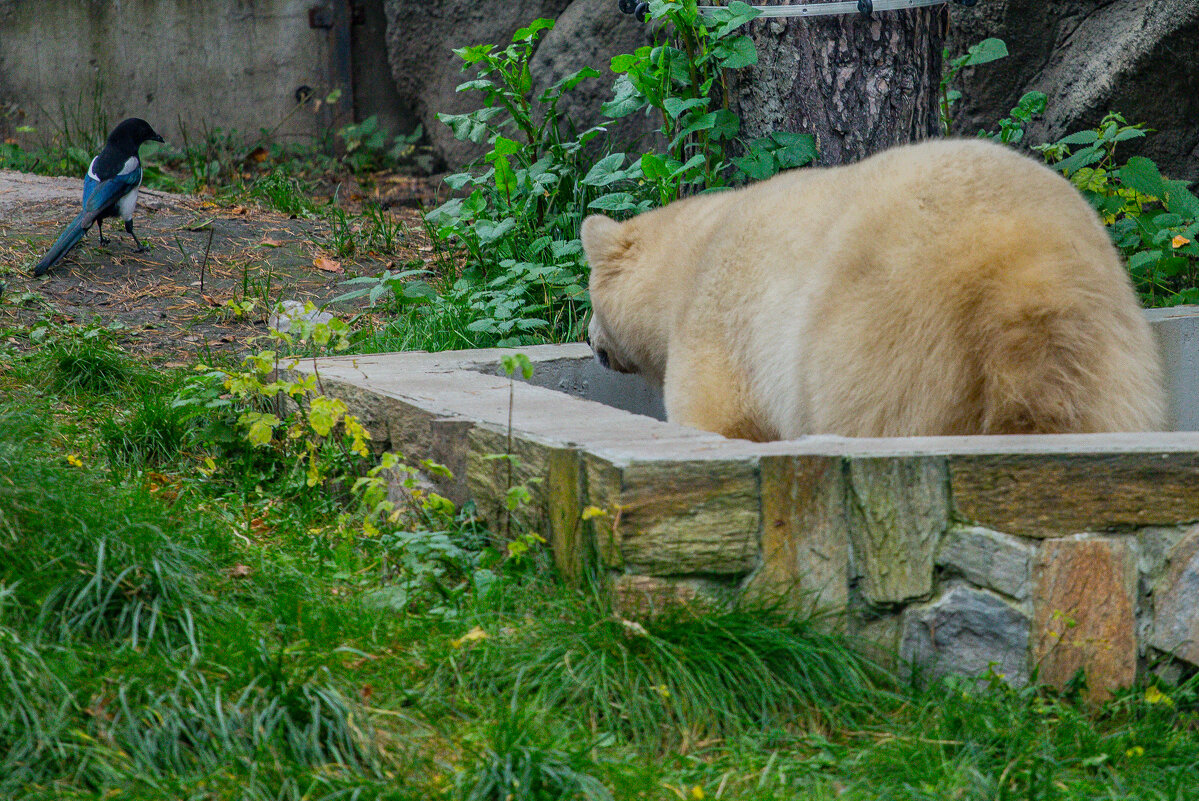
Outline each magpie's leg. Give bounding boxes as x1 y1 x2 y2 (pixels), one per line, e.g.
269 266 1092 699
125 219 147 253
97 218 109 245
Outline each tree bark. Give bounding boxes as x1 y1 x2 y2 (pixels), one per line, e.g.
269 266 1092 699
726 1 948 166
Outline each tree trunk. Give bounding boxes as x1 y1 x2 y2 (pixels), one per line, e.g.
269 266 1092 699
726 1 948 166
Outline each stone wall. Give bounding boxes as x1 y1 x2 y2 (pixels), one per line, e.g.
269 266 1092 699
291 327 1199 698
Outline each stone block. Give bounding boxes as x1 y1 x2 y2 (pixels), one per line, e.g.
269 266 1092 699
899 584 1031 687
744 455 849 611
545 447 588 584
426 417 473 505
584 455 760 576
1149 529 1199 666
951 453 1199 537
851 613 903 668
936 525 1035 602
465 425 558 531
846 457 948 604
1032 535 1137 701
609 574 717 619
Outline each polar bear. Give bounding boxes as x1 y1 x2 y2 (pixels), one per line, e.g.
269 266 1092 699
581 138 1165 440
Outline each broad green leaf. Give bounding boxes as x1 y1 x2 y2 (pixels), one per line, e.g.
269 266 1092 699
1119 157 1166 199
663 96 709 119
1128 250 1160 274
1163 179 1199 218
513 18 554 42
1053 145 1102 174
588 193 640 212
963 38 1008 66
475 218 517 245
491 136 522 156
716 35 757 69
559 66 601 92
1054 130 1099 146
582 153 629 187
641 153 671 182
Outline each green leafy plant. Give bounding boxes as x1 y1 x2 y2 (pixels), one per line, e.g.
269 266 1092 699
246 167 320 216
1035 112 1199 305
939 37 1008 133
980 90 1047 145
602 0 816 199
407 3 815 352
338 115 429 174
180 307 368 494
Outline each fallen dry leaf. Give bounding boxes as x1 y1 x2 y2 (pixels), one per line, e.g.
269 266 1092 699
451 626 488 648
226 564 253 579
314 255 343 274
260 238 284 248
202 294 221 307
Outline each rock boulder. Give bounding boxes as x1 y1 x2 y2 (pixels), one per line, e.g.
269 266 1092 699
949 1 1199 182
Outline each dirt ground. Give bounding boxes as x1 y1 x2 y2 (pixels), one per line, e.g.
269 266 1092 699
0 169 437 364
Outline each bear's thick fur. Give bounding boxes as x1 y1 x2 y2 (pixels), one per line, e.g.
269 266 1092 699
582 139 1165 440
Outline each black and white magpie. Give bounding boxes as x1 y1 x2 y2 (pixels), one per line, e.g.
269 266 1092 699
31 118 165 277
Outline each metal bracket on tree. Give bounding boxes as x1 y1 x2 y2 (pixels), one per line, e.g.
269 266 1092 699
694 1 952 18
617 0 979 22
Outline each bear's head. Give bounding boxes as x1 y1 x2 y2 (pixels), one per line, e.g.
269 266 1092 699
581 214 641 375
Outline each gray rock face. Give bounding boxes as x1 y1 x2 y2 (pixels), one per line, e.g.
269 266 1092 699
1150 529 1199 666
949 1 1199 182
528 0 662 153
936 525 1034 602
900 584 1031 686
383 0 573 169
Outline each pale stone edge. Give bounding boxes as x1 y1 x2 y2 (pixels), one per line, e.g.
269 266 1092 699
293 346 1199 463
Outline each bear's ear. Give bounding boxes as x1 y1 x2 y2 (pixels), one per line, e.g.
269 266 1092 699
581 214 623 266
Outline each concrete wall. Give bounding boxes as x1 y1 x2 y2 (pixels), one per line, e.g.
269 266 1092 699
0 0 351 145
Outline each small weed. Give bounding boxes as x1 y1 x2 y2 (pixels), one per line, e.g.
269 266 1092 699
247 168 320 217
102 391 192 468
49 334 135 396
321 202 407 260
441 592 888 748
339 115 432 174
459 705 613 801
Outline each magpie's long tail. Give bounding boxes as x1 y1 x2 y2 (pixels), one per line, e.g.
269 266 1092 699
31 212 91 276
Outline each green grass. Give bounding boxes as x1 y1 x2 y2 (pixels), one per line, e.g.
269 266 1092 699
2 327 1199 800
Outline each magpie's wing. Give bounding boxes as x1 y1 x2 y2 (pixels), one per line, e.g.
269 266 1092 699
82 171 98 207
80 165 142 225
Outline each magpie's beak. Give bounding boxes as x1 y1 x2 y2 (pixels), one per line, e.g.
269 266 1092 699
152 134 165 144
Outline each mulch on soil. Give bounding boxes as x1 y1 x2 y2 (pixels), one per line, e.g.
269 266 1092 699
0 169 438 364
